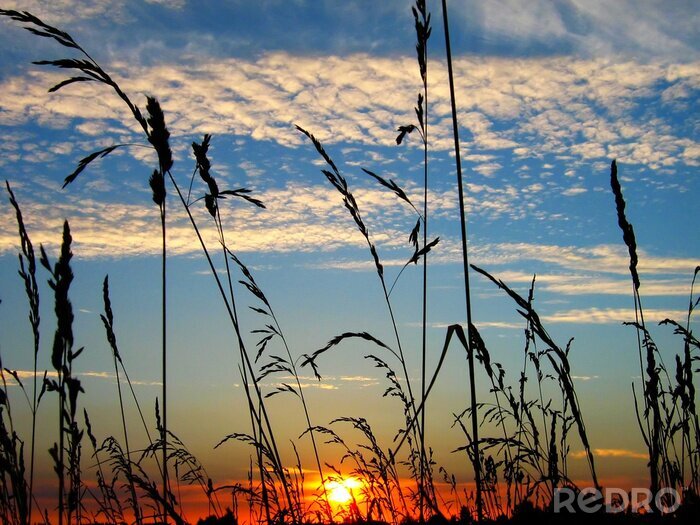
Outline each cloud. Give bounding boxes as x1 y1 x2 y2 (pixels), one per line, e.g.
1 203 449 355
0 53 697 177
542 307 687 324
486 270 695 297
1 369 160 386
145 0 185 8
473 243 698 277
0 0 185 24
455 0 699 60
474 321 523 330
260 374 381 391
561 187 587 197
571 375 599 381
571 448 648 460
1 1 121 23
0 179 530 260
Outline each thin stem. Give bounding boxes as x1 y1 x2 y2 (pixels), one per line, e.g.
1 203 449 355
441 0 482 520
168 174 296 520
419 29 429 525
268 308 332 520
215 210 273 520
102 278 148 524
29 289 39 525
58 360 65 525
160 200 168 525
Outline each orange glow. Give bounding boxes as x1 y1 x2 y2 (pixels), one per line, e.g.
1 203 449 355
325 476 362 507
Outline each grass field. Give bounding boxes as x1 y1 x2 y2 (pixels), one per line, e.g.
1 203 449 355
0 2 698 524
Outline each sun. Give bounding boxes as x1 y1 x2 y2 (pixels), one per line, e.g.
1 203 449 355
325 477 361 506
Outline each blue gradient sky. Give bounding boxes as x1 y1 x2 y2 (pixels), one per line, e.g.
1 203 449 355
0 0 698 501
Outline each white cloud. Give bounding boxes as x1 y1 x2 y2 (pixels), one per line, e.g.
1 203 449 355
1 369 160 386
0 0 185 24
474 321 523 330
561 187 586 196
571 375 599 381
542 307 687 324
473 243 698 277
1 177 534 260
488 270 694 297
0 54 697 176
456 0 698 60
1 1 121 23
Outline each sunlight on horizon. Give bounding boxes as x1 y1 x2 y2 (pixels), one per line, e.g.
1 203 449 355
0 0 697 523
325 476 363 508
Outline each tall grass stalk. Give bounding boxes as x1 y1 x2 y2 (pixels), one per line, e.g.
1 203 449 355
412 1 431 520
101 276 142 525
610 159 661 495
471 264 599 492
296 125 439 514
146 96 173 524
0 10 297 520
228 249 333 520
6 181 41 525
40 220 82 525
190 134 325 519
674 267 700 492
439 1 483 520
171 172 297 519
0 357 30 525
84 409 125 524
188 136 274 519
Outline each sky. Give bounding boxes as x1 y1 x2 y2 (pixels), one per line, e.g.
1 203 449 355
0 0 698 521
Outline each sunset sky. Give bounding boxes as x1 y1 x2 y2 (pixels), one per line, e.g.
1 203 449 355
0 0 698 520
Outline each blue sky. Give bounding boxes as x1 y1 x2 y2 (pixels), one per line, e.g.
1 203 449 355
0 0 698 504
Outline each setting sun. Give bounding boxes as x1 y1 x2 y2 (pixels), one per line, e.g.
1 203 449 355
325 477 362 506
0 1 698 525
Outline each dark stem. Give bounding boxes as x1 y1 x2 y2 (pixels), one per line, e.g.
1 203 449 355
160 200 169 524
441 0 482 520
58 359 65 525
29 289 39 525
419 30 429 525
112 334 141 524
167 174 296 520
215 211 273 521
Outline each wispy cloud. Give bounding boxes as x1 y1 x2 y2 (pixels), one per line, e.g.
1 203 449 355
571 448 648 460
1 369 160 386
259 374 381 391
485 270 695 296
0 54 697 173
571 375 600 381
542 307 687 325
0 182 523 259
455 0 699 60
473 243 698 277
474 321 523 330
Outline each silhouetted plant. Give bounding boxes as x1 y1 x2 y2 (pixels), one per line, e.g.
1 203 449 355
2 6 698 525
39 219 86 525
438 1 483 519
6 181 43 525
611 161 700 498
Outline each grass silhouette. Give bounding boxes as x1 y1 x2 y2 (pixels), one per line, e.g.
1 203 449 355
0 2 698 525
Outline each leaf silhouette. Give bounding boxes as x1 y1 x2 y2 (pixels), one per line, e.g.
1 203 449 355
409 218 421 249
0 9 79 50
63 145 124 187
409 236 440 265
219 189 266 209
362 168 415 209
48 76 96 93
396 124 417 145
